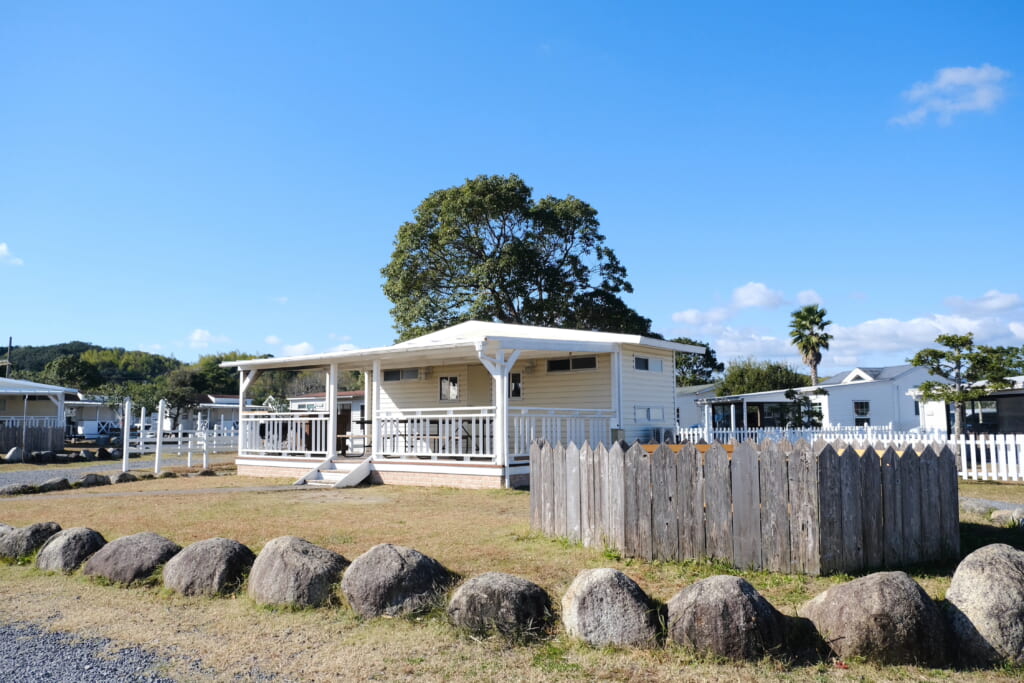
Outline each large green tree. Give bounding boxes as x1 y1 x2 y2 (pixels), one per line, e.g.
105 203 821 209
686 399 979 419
382 174 652 341
909 333 1024 436
671 337 724 386
789 304 833 386
716 359 809 396
40 354 103 390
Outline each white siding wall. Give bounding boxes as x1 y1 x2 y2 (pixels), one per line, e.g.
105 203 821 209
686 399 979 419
510 355 612 411
379 364 490 411
620 346 677 443
823 373 928 431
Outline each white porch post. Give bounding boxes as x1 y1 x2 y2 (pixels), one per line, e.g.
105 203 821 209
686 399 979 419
476 344 521 488
122 397 132 472
326 363 338 460
21 395 28 449
742 400 748 429
372 360 381 459
729 403 736 430
611 350 622 435
703 403 712 441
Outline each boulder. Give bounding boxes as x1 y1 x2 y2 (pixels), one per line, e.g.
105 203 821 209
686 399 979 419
36 527 107 573
448 572 552 638
0 522 62 560
27 451 43 463
0 523 12 536
4 446 25 463
158 471 177 479
0 483 35 496
110 448 123 459
76 473 111 488
342 543 454 618
36 450 56 465
113 472 138 483
197 469 217 477
96 447 112 460
667 575 786 660
38 478 71 493
79 449 96 461
946 543 1024 666
163 537 255 597
561 568 660 648
248 536 347 608
800 571 945 666
83 532 181 584
53 454 70 466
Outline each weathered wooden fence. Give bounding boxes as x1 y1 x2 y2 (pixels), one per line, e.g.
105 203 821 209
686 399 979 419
530 439 960 576
0 424 64 452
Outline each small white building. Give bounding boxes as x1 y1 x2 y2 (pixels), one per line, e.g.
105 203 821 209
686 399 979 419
698 365 939 432
223 321 702 488
914 376 1024 435
675 383 717 429
0 377 78 451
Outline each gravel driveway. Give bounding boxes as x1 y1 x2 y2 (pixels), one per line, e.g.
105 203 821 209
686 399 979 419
0 453 236 487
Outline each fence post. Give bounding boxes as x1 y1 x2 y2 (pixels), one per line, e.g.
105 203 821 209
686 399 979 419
154 399 166 474
121 398 132 473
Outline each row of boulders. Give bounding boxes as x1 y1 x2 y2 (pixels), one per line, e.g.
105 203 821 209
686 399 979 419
3 519 1024 669
0 471 147 496
3 446 132 465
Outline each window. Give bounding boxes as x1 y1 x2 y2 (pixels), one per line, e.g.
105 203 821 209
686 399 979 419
383 368 419 382
634 357 663 372
634 406 665 422
509 372 522 399
439 376 459 401
547 356 597 372
853 401 870 427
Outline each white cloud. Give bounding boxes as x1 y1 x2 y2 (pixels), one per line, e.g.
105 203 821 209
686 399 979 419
264 335 281 345
946 290 1022 315
283 342 315 356
732 282 784 309
714 328 793 361
796 290 823 306
188 329 230 349
1010 322 1024 340
0 243 23 266
671 307 731 326
892 63 1011 126
331 343 358 353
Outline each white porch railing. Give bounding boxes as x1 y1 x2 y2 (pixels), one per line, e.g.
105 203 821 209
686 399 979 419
0 416 62 428
377 407 496 462
509 408 615 463
240 411 330 456
677 425 947 446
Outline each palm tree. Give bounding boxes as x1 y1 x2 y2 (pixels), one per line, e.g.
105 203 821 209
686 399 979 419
789 304 833 386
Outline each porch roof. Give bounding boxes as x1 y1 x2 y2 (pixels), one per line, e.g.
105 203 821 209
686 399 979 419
0 377 78 398
221 321 704 372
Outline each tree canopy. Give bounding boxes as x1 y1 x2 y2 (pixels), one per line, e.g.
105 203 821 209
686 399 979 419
381 174 652 341
671 337 724 386
789 304 832 386
716 359 809 396
909 333 1024 436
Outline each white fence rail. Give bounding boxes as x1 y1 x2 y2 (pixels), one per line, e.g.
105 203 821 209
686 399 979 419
958 434 1024 482
676 425 948 446
377 407 496 461
240 412 330 456
0 416 62 429
509 408 614 463
126 425 239 469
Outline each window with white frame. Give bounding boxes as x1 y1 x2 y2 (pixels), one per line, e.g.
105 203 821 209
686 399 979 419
508 372 522 399
634 405 665 422
439 376 459 401
383 368 419 382
546 356 597 372
853 400 870 426
633 356 664 372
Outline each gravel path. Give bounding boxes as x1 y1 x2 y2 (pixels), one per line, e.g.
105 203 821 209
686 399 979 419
1 620 177 682
0 453 235 487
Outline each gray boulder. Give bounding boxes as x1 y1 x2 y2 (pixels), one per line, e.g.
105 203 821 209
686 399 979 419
36 527 107 573
448 572 552 638
163 537 255 597
37 450 56 464
76 473 111 488
4 446 25 463
113 472 138 483
342 543 454 618
38 478 71 493
0 483 35 496
0 523 12 536
800 571 945 666
667 575 786 660
0 522 62 560
946 543 1024 666
96 447 112 460
110 448 123 459
561 568 659 648
248 536 347 608
83 532 181 584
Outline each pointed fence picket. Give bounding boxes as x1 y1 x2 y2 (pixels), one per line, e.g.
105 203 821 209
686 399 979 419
529 438 960 576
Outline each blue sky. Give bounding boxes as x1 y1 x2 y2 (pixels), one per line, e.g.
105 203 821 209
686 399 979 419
2 1 1022 377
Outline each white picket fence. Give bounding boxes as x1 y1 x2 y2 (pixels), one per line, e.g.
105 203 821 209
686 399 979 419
957 434 1024 482
125 424 239 470
676 425 946 447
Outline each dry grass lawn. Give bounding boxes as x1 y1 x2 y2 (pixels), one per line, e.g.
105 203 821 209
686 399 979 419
0 475 1022 681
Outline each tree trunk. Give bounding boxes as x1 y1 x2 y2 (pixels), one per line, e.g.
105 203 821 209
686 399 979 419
953 400 966 437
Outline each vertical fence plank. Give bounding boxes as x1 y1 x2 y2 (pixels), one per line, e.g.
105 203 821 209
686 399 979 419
579 442 595 546
919 447 942 563
606 442 626 551
760 440 791 573
860 446 884 570
565 442 581 544
678 443 705 560
817 444 843 575
788 440 819 575
704 442 733 562
839 446 864 573
937 444 961 561
529 440 543 530
552 443 567 538
633 443 654 561
881 446 904 569
541 441 555 536
622 443 638 557
900 446 923 565
651 445 679 561
732 441 762 570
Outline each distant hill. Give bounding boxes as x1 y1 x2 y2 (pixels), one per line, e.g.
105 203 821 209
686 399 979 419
1 341 104 374
1 342 181 385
